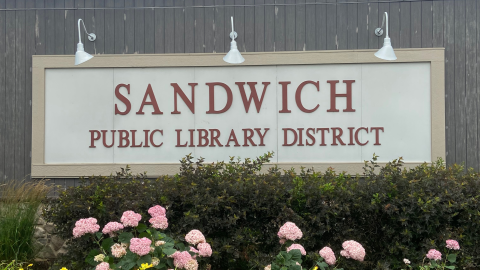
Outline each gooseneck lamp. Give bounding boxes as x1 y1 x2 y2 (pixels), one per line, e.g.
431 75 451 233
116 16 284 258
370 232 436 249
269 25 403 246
75 19 96 66
374 12 397 61
223 16 245 64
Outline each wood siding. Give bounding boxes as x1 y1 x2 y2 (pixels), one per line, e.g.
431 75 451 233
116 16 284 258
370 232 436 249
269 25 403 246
0 0 476 192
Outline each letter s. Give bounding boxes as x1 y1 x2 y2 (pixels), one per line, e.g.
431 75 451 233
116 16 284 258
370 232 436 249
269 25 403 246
115 84 131 115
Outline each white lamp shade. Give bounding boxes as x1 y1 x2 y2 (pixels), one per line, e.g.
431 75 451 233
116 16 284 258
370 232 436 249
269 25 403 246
374 37 397 61
75 43 93 65
223 40 245 64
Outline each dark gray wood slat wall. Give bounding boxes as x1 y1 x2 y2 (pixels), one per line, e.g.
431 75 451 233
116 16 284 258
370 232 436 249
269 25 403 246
0 0 5 186
0 0 479 191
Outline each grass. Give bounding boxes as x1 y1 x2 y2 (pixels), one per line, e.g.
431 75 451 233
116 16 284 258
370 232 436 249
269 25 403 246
0 260 34 270
0 179 52 262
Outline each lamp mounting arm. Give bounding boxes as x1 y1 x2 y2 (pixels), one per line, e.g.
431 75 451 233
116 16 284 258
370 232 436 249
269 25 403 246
375 12 389 38
229 16 238 40
77 19 96 43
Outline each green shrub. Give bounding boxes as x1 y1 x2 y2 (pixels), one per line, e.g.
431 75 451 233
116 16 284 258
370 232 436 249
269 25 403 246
44 154 480 270
0 180 52 262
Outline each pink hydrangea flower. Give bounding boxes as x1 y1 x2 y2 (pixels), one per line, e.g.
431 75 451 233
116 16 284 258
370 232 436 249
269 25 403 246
287 244 306 256
172 251 193 268
148 205 167 217
319 247 336 266
121 211 142 227
72 218 100 238
149 216 168 230
102 222 124 236
279 239 286 245
340 240 366 261
129 237 152 256
197 243 212 257
95 262 110 270
184 259 199 270
277 222 303 241
426 249 442 261
446 240 460 250
185 230 206 245
111 243 127 258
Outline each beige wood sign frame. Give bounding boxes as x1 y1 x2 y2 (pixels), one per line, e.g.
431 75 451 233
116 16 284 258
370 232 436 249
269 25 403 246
32 49 445 178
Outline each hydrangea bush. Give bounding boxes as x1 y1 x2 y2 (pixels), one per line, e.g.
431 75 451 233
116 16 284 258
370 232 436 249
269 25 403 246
402 239 461 270
266 222 365 270
73 205 212 270
45 154 480 269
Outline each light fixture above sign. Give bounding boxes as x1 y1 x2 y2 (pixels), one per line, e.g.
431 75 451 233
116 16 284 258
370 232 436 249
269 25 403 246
75 19 96 66
374 12 397 61
223 16 245 64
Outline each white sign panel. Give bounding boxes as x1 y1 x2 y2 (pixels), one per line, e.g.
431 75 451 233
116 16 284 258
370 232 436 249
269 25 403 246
44 62 431 164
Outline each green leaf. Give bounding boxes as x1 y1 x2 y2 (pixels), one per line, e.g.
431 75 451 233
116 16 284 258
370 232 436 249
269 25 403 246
275 253 286 265
139 232 150 238
317 261 328 270
444 266 455 270
137 223 148 233
162 248 177 256
288 265 301 270
101 238 115 253
118 232 134 244
154 262 166 269
447 254 457 263
137 255 152 267
122 262 136 270
271 263 281 270
166 258 174 268
175 242 186 251
288 249 302 262
117 252 137 270
85 249 101 266
163 242 175 249
96 232 103 240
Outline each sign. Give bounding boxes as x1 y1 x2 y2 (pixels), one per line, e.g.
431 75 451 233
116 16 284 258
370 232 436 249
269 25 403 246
32 50 445 177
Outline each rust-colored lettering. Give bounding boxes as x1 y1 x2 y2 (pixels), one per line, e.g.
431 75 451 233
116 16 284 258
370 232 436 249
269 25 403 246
331 127 346 146
209 129 223 147
198 129 209 147
89 130 101 148
171 83 197 114
327 80 356 112
136 84 163 115
176 129 187 147
254 128 269 146
370 127 384 145
118 130 130 148
236 82 270 113
206 82 233 114
150 129 163 147
226 129 240 147
279 81 292 113
101 130 115 148
355 127 369 146
115 84 131 115
295 81 320 113
282 128 297 146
